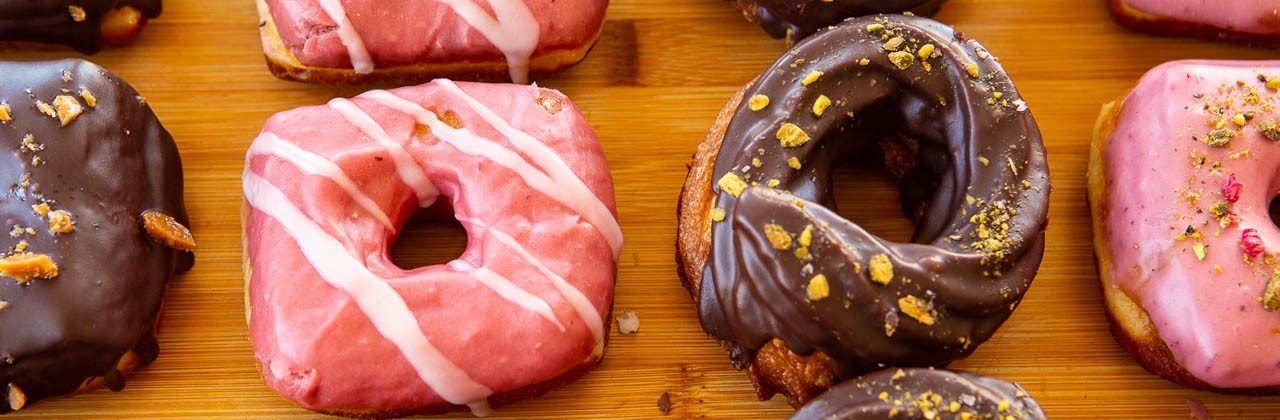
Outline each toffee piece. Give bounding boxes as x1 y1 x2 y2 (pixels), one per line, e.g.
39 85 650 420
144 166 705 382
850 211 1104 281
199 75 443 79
0 1 161 54
0 59 192 413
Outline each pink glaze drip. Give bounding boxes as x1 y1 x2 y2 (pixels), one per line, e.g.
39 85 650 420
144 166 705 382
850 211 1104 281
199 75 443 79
1124 0 1280 35
1102 60 1280 388
244 81 618 413
264 0 607 83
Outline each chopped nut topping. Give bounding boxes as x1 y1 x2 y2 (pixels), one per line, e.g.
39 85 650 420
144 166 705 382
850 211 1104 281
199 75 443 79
966 62 980 78
1261 120 1280 141
30 203 48 218
68 5 87 22
35 100 55 118
1193 243 1207 261
51 95 83 126
812 95 832 117
80 88 97 108
47 210 73 234
898 295 935 325
866 23 885 32
764 224 792 250
1263 273 1280 312
141 211 196 251
801 71 823 86
787 157 802 170
0 253 58 284
8 383 25 411
537 92 563 115
1205 128 1236 147
798 225 813 248
776 123 811 147
709 207 726 222
717 173 747 198
748 94 770 111
1269 77 1280 91
0 102 10 123
869 253 893 285
806 274 830 301
888 51 914 70
917 44 936 60
882 36 906 52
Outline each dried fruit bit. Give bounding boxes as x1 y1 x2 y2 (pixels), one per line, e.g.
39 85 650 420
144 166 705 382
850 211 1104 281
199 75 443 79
52 95 83 126
764 223 792 250
80 88 97 108
0 253 59 283
48 210 73 234
1242 228 1265 259
709 207 726 222
801 71 823 86
898 295 935 325
141 211 196 251
787 157 802 170
748 94 770 111
68 5 86 22
717 172 747 198
777 123 811 147
1221 174 1243 203
0 102 10 123
30 203 49 217
806 274 830 301
888 51 914 70
1261 120 1280 141
868 253 893 285
812 95 832 117
616 310 639 334
1205 128 1236 147
8 383 26 411
1263 273 1280 312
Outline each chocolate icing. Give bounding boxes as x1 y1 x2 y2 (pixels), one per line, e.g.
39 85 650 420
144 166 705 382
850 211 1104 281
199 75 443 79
0 59 191 413
790 368 1046 419
730 0 946 40
699 15 1049 381
0 1 161 54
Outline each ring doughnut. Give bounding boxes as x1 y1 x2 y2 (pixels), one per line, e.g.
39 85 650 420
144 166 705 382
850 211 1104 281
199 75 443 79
243 80 620 416
1108 0 1280 49
676 15 1050 405
789 368 1046 419
0 1 161 53
727 0 946 41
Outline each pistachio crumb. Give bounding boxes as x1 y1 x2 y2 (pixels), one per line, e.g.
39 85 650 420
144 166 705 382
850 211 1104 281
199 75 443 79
1263 272 1280 311
966 62 980 78
812 95 832 117
777 123 811 147
748 94 770 111
764 224 792 250
866 23 885 32
802 71 824 86
806 274 830 301
917 44 936 60
710 208 726 222
868 253 893 285
888 51 914 70
787 157 802 170
717 172 747 197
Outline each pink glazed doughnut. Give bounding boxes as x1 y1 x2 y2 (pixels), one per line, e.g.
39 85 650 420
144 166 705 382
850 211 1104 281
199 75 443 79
242 80 621 416
1109 0 1280 48
1090 60 1280 393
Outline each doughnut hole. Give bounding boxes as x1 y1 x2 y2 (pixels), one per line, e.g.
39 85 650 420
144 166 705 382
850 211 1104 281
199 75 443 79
828 137 941 244
1270 195 1280 230
389 201 469 270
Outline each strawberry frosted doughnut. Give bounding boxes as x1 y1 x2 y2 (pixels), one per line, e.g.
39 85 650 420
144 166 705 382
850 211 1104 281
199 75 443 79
1109 0 1280 48
242 80 620 416
1090 60 1280 392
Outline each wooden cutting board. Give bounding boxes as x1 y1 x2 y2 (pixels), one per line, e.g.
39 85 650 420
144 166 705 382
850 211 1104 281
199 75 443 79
6 0 1280 418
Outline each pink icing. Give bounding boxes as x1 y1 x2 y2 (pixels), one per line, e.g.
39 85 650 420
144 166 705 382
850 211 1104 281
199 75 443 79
1123 0 1280 35
264 0 608 69
1102 60 1280 388
244 81 618 412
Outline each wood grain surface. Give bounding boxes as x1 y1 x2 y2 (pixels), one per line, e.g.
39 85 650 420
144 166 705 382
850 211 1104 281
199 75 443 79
5 0 1280 418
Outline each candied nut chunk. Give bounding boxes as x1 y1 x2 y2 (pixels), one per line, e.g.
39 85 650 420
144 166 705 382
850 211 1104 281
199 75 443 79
142 211 195 251
0 253 59 283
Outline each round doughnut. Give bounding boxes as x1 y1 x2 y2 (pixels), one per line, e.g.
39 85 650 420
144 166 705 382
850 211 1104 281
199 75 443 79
790 368 1045 420
0 58 194 413
727 0 946 41
256 0 609 84
1089 60 1280 392
1108 0 1280 49
243 80 620 416
0 1 161 53
676 15 1050 405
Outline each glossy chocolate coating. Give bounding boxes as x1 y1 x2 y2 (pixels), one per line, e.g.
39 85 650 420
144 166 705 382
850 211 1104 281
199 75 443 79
730 0 946 40
700 15 1048 381
790 368 1046 419
0 0 161 54
0 59 191 413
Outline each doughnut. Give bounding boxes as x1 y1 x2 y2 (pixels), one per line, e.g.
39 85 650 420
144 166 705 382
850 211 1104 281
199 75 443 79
790 368 1046 420
726 0 946 41
0 58 194 413
1089 60 1280 392
1109 0 1280 49
243 80 620 416
256 0 608 84
0 1 161 53
676 15 1050 405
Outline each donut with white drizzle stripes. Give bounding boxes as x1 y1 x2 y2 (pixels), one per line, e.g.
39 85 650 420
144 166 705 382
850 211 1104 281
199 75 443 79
256 0 609 84
243 80 619 417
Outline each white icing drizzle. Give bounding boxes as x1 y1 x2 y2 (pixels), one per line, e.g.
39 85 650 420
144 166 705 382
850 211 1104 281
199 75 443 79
316 0 374 74
244 171 493 408
247 132 395 231
462 217 605 349
447 260 565 331
360 90 623 258
437 0 540 84
436 80 623 258
328 98 439 207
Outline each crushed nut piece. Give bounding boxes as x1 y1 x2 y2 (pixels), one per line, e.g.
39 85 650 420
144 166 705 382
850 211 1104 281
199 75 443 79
1261 120 1280 141
1206 128 1236 147
141 211 196 251
806 274 830 301
0 253 58 284
717 172 747 198
866 23 885 32
0 102 10 123
8 383 25 411
709 208 726 222
1264 273 1280 312
80 88 97 108
764 224 792 250
869 253 893 285
917 44 936 60
51 95 83 126
812 95 832 117
48 210 73 234
801 71 823 86
787 157 802 170
30 203 48 217
882 36 906 52
966 62 980 78
35 100 55 118
777 123 811 147
898 295 935 325
1193 243 1207 261
68 5 86 22
798 225 813 248
888 51 914 70
748 94 770 111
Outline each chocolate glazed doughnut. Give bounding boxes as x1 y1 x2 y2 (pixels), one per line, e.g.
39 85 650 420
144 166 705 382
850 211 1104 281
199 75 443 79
0 0 161 54
790 368 1046 420
729 0 946 41
676 15 1049 405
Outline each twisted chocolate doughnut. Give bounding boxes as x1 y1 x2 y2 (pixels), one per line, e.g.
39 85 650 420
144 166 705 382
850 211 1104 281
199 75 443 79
728 0 946 41
790 368 1046 420
677 15 1049 404
0 1 161 54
